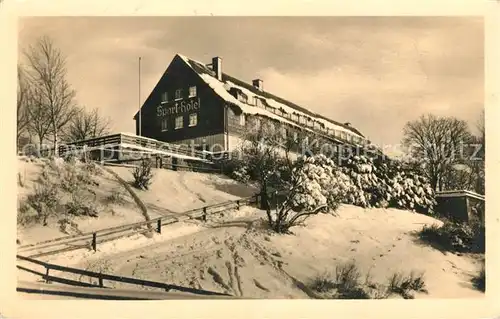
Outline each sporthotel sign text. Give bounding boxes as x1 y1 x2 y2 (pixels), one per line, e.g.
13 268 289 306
157 97 201 117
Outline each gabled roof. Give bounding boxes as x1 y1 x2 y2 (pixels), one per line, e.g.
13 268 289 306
178 54 365 138
135 53 366 139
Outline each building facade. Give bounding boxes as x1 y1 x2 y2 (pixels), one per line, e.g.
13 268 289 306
134 54 377 158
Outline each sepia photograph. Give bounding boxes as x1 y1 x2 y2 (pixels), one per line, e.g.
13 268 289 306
0 2 496 316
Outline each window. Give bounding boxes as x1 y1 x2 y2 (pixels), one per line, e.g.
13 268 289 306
189 86 197 97
293 131 298 142
341 131 347 140
299 116 305 124
161 118 168 131
304 136 309 145
254 97 261 107
282 127 288 139
189 113 198 127
292 114 299 122
175 116 184 129
238 93 248 103
161 92 168 103
239 114 246 126
175 89 183 100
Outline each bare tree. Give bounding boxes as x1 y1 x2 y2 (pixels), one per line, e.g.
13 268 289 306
23 35 77 156
64 107 111 142
17 65 30 148
26 86 52 147
402 114 472 191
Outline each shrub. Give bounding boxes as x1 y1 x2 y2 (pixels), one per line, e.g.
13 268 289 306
472 265 485 292
17 200 39 226
231 165 250 184
65 191 99 217
132 159 154 190
309 273 337 293
387 271 427 299
26 181 60 225
105 188 126 205
265 155 348 233
335 260 362 292
419 220 485 253
308 261 428 299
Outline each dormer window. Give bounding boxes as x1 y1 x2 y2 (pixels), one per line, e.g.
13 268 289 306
237 92 248 103
175 89 183 100
254 97 263 107
292 114 299 122
189 86 197 97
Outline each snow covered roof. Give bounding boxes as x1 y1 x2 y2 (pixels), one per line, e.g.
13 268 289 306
176 54 366 139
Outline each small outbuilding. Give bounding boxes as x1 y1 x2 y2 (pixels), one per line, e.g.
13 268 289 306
434 190 485 225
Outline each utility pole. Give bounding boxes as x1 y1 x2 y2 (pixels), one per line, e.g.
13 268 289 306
138 56 142 136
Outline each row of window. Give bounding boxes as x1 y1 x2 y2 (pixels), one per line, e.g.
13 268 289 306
247 116 364 146
233 90 366 145
160 113 198 131
161 86 197 103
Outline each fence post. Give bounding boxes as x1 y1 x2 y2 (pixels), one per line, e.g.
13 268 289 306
236 200 240 210
202 207 207 222
45 266 50 283
99 277 104 288
255 194 259 207
157 219 162 234
92 233 97 251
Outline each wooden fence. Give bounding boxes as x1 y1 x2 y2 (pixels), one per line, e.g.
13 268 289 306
18 194 260 259
17 255 230 297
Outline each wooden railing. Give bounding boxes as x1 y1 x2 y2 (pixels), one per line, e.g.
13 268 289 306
17 255 231 297
52 133 211 161
18 194 260 259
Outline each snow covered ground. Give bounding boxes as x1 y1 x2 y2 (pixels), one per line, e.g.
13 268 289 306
32 205 484 299
16 157 257 246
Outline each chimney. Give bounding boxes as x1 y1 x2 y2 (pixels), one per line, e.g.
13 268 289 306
212 57 222 81
252 79 263 91
344 122 351 127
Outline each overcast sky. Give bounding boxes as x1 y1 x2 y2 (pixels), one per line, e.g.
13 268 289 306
18 17 484 148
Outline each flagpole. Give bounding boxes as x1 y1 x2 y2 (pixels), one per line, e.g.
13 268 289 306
138 56 142 136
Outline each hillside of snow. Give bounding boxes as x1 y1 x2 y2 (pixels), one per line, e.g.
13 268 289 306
35 204 484 299
107 166 257 219
16 157 257 246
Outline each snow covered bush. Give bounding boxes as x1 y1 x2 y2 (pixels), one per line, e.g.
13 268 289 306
132 158 154 190
338 155 436 214
384 170 435 214
231 165 250 184
339 155 382 208
419 220 485 253
266 154 352 233
292 154 357 212
26 180 60 226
